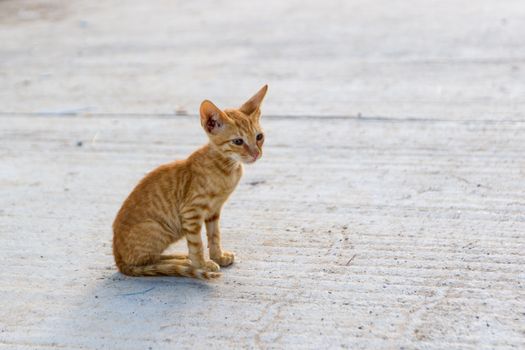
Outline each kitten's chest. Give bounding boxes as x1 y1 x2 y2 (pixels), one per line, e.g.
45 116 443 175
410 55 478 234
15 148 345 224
217 166 242 194
208 165 242 204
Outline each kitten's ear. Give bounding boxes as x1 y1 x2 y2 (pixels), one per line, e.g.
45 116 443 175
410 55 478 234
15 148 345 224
200 100 229 135
239 84 268 116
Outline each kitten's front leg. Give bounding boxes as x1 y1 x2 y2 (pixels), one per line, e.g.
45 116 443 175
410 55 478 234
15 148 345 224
205 212 235 267
182 212 220 272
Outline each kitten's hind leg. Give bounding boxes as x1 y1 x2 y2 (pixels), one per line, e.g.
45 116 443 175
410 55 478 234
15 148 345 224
114 220 174 270
120 258 220 279
115 221 219 279
160 252 189 263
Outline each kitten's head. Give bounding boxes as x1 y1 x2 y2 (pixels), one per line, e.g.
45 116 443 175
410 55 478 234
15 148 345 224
200 85 268 164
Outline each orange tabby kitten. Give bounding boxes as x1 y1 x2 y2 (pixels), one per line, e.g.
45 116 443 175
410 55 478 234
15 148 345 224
113 85 268 279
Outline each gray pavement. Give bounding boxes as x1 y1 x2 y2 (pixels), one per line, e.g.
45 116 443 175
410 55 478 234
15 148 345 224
0 1 524 349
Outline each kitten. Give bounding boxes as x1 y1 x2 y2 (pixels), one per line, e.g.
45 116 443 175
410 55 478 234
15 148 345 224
112 85 268 279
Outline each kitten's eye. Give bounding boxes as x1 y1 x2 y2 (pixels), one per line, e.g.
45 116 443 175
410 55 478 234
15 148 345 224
256 133 264 141
232 138 244 146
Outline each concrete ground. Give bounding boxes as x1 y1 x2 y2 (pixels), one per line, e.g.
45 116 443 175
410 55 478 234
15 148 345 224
0 1 524 349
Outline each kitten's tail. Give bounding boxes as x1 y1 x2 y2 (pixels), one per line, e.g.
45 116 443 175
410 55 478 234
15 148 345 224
116 258 221 280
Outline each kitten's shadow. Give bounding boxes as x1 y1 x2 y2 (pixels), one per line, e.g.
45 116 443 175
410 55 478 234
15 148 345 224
97 272 216 297
44 272 218 348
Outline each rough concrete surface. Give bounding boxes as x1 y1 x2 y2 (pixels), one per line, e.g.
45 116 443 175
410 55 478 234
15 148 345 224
0 1 524 349
1 0 525 119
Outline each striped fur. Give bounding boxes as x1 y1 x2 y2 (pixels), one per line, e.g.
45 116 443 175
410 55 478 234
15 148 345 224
113 85 268 279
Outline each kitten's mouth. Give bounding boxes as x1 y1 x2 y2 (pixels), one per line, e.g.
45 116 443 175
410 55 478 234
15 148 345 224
242 155 259 164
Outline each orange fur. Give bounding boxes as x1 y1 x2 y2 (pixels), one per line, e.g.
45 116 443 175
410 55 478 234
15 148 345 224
113 85 268 279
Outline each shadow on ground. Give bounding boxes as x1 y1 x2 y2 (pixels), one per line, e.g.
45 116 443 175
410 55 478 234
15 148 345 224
44 273 220 348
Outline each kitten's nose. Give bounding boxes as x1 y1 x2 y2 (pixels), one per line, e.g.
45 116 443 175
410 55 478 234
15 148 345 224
251 150 260 159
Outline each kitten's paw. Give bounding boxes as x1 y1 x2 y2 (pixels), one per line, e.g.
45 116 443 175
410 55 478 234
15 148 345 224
212 251 235 267
204 260 221 272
